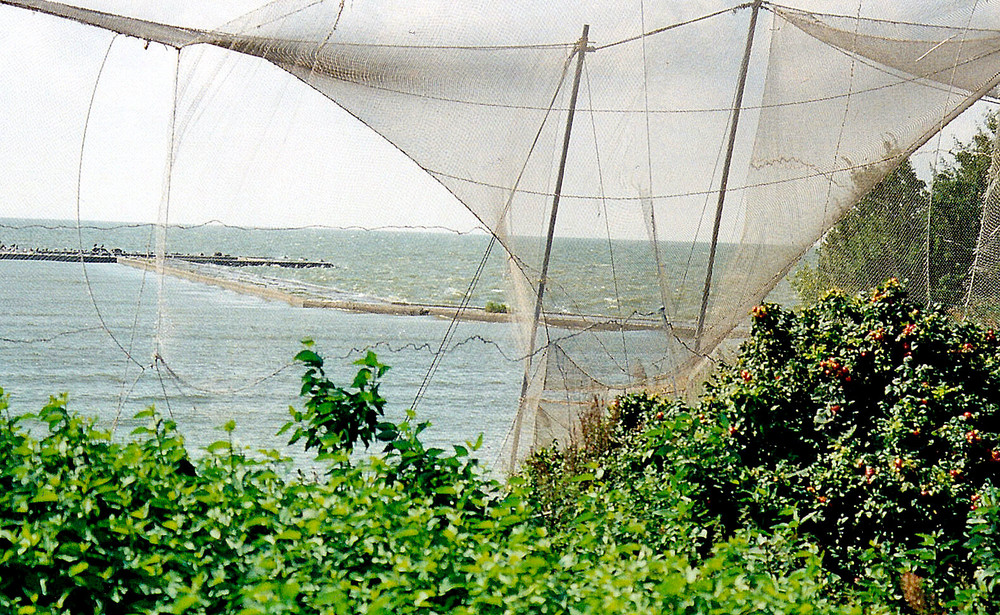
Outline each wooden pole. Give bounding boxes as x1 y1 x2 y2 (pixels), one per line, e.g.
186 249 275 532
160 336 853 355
510 24 590 472
695 0 762 351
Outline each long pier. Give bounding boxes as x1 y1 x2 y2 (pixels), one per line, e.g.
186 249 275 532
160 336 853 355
0 250 117 263
0 248 335 268
4 247 679 334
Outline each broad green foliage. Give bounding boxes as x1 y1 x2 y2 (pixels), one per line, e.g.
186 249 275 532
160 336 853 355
0 349 858 614
526 280 1000 613
280 341 393 455
794 113 999 307
717 283 1000 573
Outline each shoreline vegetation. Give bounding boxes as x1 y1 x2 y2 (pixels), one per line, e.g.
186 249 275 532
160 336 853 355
3 280 1000 613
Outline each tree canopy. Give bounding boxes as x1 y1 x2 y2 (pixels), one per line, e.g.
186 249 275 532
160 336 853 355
793 112 999 308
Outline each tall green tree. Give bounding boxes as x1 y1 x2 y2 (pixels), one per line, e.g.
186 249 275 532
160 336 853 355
792 159 929 303
793 112 999 307
928 113 998 306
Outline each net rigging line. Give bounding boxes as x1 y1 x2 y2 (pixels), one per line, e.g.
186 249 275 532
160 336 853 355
0 327 104 344
411 46 578 413
112 220 156 430
583 59 629 378
215 0 330 35
767 2 1000 32
677 2 759 365
963 117 1000 312
155 354 296 396
771 10 1000 103
73 32 146 370
819 1 863 236
153 45 183 368
918 0 982 305
0 220 485 235
329 335 522 364
68 34 172 432
111 368 148 434
595 1 756 50
430 146 996 203
153 354 176 421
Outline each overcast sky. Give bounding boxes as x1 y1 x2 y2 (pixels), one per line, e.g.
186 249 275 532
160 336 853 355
0 0 996 237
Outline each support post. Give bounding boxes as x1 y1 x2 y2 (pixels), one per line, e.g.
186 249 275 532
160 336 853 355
509 24 590 472
695 0 762 351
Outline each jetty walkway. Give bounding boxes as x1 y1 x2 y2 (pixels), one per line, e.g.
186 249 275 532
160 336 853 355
0 247 335 268
3 246 678 334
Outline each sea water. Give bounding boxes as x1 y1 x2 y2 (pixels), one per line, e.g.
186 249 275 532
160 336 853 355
0 218 795 469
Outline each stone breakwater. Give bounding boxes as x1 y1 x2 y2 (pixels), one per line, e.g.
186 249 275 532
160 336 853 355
118 257 669 333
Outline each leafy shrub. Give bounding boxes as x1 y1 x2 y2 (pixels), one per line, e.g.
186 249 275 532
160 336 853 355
523 280 1000 612
0 348 862 614
484 301 508 314
280 341 394 456
708 280 1000 588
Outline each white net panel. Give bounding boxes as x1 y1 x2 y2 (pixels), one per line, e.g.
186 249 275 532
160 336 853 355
702 4 1000 351
2 0 1000 470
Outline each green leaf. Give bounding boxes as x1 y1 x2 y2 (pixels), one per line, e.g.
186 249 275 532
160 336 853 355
31 490 58 504
172 595 201 613
294 349 323 365
276 529 302 541
207 441 231 453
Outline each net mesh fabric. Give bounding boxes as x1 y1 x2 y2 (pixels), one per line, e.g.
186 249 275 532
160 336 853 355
968 128 1000 318
3 0 1000 469
702 4 1000 351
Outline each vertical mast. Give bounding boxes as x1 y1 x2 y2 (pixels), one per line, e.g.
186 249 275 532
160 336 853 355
509 24 591 472
695 0 763 351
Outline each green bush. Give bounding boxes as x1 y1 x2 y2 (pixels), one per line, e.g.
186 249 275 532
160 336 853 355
710 281 1000 585
484 301 508 314
0 347 861 614
523 280 1000 612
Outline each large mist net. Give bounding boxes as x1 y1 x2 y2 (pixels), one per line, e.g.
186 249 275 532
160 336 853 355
3 0 1000 470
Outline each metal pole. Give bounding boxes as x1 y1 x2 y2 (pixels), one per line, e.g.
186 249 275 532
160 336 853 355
695 0 762 351
510 24 590 472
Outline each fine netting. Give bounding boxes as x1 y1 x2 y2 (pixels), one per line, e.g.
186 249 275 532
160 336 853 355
701 3 1000 347
3 0 1000 471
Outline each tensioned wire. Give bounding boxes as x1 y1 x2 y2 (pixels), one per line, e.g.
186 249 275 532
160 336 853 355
71 33 173 432
411 45 578 413
699 2 1000 352
922 0 981 305
583 59 629 377
428 148 993 203
17 24 160 431
677 4 758 364
0 221 485 235
767 2 1000 31
818 1 863 238
153 45 181 370
213 0 331 35
137 42 302 408
595 2 756 50
964 118 1000 312
74 32 145 371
